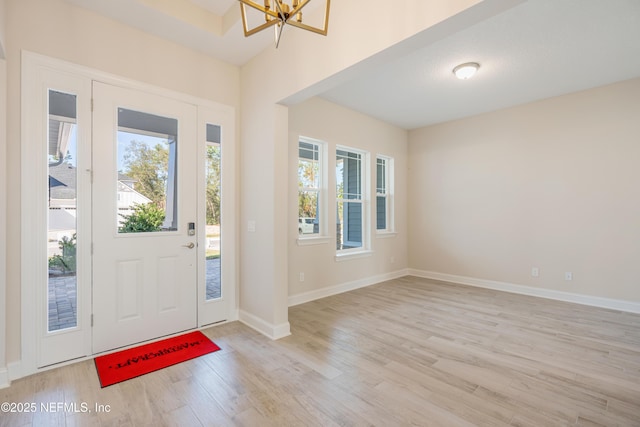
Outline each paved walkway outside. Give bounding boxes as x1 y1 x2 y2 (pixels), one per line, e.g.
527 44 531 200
48 274 78 331
48 258 222 332
206 257 221 299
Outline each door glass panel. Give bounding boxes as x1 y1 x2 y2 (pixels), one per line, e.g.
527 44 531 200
47 90 78 332
205 124 221 300
116 109 178 233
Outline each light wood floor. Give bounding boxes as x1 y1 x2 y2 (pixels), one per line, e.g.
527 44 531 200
2 276 640 426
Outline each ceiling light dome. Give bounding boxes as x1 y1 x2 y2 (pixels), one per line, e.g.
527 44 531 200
453 62 480 80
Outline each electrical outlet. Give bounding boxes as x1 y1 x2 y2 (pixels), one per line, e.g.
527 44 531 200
531 267 539 277
299 272 305 282
565 272 573 281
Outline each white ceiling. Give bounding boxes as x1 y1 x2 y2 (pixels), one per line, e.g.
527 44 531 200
64 0 640 130
188 0 236 16
321 0 640 129
64 0 275 65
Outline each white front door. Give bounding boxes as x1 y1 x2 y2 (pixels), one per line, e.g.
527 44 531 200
92 82 198 354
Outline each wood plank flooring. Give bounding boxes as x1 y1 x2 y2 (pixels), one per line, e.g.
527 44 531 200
2 276 640 426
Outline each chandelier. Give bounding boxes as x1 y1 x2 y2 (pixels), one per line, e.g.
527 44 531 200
238 0 330 48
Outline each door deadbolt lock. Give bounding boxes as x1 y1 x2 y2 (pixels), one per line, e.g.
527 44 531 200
188 222 195 236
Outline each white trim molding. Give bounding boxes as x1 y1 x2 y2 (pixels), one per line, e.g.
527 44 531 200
289 269 409 307
375 231 398 239
409 269 640 314
297 236 331 246
335 250 373 262
239 310 291 340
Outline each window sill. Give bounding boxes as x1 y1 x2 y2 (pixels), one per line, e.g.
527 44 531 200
335 250 373 262
297 236 331 246
376 231 397 239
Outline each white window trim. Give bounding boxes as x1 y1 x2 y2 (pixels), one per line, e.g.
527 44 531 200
335 250 373 262
297 136 327 244
376 231 398 238
297 236 331 246
336 145 370 255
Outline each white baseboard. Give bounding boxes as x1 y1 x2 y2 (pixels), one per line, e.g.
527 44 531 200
239 310 291 340
288 269 410 307
409 269 640 314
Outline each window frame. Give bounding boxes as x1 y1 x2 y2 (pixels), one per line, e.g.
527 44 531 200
297 136 328 244
336 145 370 255
376 155 395 234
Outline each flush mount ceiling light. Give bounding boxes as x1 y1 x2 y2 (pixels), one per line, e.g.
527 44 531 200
453 62 480 80
238 0 330 48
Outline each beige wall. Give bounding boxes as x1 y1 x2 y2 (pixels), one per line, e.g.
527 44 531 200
238 0 513 334
4 0 240 363
408 78 640 303
288 97 408 300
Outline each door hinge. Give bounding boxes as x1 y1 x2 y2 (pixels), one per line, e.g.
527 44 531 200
91 314 94 327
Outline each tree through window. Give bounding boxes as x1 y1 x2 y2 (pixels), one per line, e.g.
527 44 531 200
298 139 323 236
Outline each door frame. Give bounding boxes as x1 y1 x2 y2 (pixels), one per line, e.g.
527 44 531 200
197 106 237 327
20 51 237 378
21 53 93 370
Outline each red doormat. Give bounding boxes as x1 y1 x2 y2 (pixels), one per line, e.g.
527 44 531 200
94 331 220 387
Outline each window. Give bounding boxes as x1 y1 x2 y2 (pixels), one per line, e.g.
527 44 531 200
336 147 367 251
376 155 393 232
116 109 178 232
205 124 221 301
47 89 78 331
298 138 324 237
